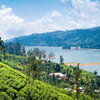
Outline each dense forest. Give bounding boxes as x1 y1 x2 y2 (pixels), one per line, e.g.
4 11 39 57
0 37 100 100
6 26 100 49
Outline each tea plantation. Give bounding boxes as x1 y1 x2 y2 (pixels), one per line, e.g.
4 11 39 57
0 62 93 100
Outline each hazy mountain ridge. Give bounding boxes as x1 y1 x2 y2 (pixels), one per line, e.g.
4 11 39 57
6 26 100 49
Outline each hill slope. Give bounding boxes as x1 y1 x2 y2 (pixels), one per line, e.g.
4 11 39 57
0 62 73 100
6 26 100 49
0 62 93 100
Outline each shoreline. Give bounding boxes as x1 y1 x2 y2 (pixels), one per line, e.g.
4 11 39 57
25 46 100 51
65 62 100 66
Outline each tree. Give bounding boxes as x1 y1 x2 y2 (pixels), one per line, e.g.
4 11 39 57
0 37 5 61
43 54 46 60
0 37 4 52
15 42 22 55
33 48 40 57
85 77 99 100
25 55 42 79
39 50 46 59
73 63 81 98
60 55 64 64
22 47 26 56
54 64 61 72
48 52 55 61
0 37 3 61
27 48 47 60
6 42 24 55
27 49 33 57
94 70 97 75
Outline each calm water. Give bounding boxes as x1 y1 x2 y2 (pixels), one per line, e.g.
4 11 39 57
25 46 100 75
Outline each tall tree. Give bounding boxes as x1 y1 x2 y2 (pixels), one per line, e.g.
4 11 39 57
39 50 46 59
25 55 42 79
60 55 64 64
94 70 97 75
15 42 22 55
27 49 33 57
6 42 23 55
0 37 5 61
54 64 61 72
22 47 26 56
33 48 40 57
48 52 55 61
73 63 81 98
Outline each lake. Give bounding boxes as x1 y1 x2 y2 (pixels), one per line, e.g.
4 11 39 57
25 46 100 75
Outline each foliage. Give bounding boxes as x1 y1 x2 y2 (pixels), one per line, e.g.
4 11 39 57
6 26 100 49
0 62 74 100
2 54 27 70
94 70 97 75
0 37 6 61
27 48 46 59
24 56 42 79
41 62 100 99
5 42 26 56
60 55 64 64
0 41 99 100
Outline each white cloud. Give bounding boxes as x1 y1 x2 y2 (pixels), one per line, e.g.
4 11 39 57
70 0 100 28
51 10 62 17
0 5 26 40
58 0 100 29
0 6 63 40
31 0 100 31
26 10 63 34
0 0 100 40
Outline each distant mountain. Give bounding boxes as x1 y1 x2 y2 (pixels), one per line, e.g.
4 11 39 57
6 26 100 49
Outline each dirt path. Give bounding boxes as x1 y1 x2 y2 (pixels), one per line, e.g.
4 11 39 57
65 63 100 66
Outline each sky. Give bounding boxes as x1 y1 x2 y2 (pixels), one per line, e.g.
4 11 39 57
0 0 100 40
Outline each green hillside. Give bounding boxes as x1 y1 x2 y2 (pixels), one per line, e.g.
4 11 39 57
0 62 93 100
6 26 100 49
0 62 73 100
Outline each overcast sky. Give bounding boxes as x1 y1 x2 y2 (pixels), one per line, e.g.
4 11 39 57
0 0 100 40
